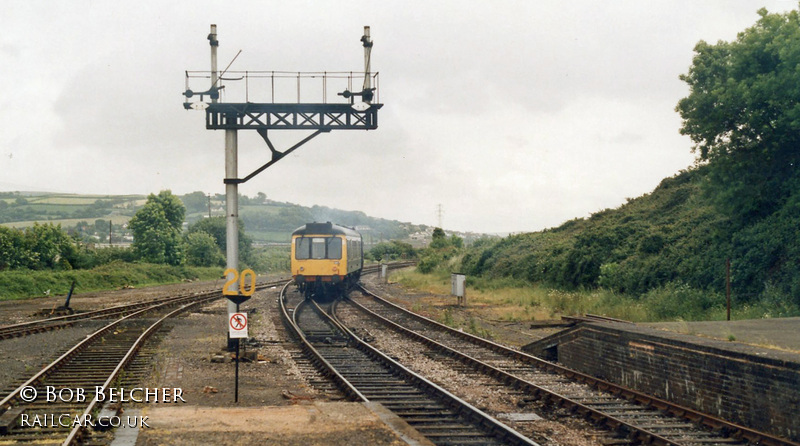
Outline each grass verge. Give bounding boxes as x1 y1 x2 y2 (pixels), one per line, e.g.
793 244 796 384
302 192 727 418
393 269 800 323
0 261 224 301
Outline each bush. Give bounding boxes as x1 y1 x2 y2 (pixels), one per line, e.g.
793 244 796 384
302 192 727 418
641 281 724 321
367 240 417 262
184 231 225 267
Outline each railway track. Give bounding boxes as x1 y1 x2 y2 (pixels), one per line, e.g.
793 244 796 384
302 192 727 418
0 278 287 340
0 276 292 445
0 293 219 445
279 281 538 446
341 283 799 446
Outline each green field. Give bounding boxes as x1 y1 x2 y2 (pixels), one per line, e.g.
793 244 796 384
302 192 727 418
3 215 132 229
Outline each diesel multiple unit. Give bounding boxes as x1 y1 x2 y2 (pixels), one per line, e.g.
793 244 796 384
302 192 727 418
291 222 363 299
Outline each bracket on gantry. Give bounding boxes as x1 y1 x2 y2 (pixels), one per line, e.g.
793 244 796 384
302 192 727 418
223 129 330 185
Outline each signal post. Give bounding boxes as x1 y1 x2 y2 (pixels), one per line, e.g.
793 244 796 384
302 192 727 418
183 25 383 386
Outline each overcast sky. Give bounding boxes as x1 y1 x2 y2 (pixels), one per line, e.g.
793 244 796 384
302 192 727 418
1 1 796 233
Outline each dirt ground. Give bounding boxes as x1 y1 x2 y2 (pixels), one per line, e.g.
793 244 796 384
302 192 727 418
136 403 411 446
130 280 423 446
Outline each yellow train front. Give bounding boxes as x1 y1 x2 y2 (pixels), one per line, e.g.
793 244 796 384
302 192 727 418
291 222 363 299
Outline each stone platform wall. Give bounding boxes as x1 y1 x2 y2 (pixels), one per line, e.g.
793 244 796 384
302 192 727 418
545 323 799 442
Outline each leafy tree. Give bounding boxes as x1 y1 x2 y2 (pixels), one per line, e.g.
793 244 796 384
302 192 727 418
430 227 448 249
187 216 253 264
0 224 78 270
181 191 209 214
150 190 185 229
184 231 225 267
416 228 464 274
128 191 185 265
676 7 800 224
368 240 417 261
676 7 800 302
24 223 78 269
0 226 29 270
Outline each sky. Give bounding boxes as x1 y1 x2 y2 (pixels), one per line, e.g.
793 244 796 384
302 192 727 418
1 1 797 234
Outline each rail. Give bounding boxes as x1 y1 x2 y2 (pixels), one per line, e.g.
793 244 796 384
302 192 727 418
353 283 800 446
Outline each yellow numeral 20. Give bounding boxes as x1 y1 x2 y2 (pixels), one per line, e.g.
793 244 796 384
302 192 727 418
223 268 256 296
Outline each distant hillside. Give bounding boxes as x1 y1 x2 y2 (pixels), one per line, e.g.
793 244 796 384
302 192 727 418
0 191 431 245
0 192 142 226
460 166 799 317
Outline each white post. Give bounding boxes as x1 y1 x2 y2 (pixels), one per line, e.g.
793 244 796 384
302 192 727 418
209 25 218 103
211 25 240 347
225 130 239 311
362 26 372 102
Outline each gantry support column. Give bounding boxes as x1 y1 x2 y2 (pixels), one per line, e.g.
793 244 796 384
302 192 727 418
225 127 238 319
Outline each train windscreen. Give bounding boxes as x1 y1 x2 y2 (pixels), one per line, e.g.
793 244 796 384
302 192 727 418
295 236 342 260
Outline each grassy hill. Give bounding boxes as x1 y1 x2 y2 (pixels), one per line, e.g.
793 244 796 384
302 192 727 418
458 166 800 321
0 193 142 227
0 191 429 245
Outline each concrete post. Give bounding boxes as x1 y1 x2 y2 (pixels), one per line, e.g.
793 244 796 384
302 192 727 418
225 129 238 315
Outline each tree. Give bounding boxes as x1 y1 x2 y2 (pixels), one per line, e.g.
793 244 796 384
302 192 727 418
186 216 253 264
181 191 209 214
0 224 77 270
368 240 417 261
430 227 448 249
150 190 186 229
676 7 800 224
0 226 29 270
24 223 78 269
184 231 225 267
128 191 185 265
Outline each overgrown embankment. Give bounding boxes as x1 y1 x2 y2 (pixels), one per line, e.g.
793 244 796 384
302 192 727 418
457 167 800 320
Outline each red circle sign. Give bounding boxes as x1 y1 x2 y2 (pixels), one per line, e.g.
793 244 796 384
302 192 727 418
229 313 247 331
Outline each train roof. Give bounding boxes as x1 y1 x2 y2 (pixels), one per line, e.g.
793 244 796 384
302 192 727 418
292 222 361 238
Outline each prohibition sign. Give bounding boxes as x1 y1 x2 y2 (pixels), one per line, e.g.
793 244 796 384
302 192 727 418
229 312 248 338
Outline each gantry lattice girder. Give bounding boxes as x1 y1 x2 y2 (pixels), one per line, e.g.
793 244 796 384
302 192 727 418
205 103 383 131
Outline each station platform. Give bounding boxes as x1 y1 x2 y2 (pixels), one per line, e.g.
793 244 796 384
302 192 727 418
644 316 800 353
521 317 800 443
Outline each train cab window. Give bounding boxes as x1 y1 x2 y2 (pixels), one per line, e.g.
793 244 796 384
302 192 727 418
327 237 342 259
311 238 326 259
295 238 311 260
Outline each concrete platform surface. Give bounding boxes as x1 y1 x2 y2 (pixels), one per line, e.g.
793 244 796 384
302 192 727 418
644 317 800 353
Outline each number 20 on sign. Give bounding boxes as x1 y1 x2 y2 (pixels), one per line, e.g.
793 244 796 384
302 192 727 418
223 268 256 296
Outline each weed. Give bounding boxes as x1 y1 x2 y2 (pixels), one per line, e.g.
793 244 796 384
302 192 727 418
441 309 455 327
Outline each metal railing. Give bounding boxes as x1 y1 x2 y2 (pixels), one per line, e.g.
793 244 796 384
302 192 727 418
184 70 380 105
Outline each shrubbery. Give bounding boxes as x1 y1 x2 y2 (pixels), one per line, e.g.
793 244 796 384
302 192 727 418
367 240 417 262
455 166 800 320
